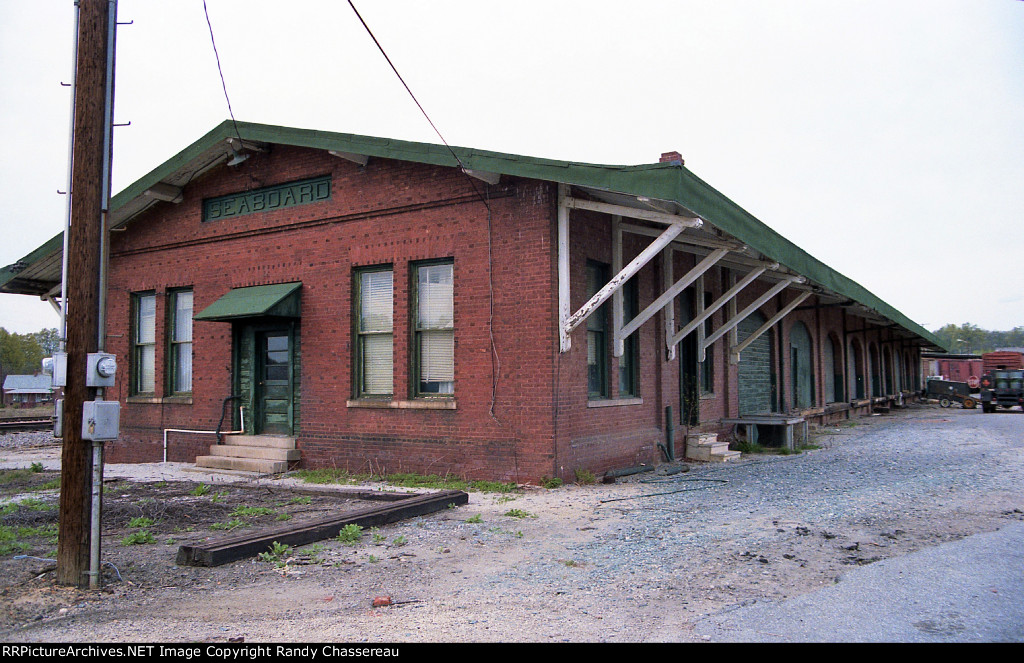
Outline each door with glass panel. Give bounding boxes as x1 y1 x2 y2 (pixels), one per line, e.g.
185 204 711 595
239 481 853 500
256 329 292 435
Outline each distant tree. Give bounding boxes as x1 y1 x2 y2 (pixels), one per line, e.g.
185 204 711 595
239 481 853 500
931 323 1024 354
32 328 61 356
0 327 46 383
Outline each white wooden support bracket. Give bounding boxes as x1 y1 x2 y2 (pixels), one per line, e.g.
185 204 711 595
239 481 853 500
621 247 729 357
730 288 814 364
43 283 64 314
558 184 572 352
704 275 805 355
462 168 501 185
669 264 774 348
612 216 625 357
143 182 184 204
564 196 703 228
696 274 706 362
727 270 738 357
563 220 689 336
663 246 676 361
329 150 369 166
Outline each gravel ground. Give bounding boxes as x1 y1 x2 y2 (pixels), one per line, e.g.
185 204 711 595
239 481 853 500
0 401 1021 643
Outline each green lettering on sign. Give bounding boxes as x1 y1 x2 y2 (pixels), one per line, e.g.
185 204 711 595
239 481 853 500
203 176 331 222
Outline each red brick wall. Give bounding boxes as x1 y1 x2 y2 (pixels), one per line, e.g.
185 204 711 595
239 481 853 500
99 142 921 479
103 146 559 482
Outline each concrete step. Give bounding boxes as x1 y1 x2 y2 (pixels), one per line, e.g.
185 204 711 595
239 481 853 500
208 444 300 462
685 433 741 462
197 435 298 474
195 455 289 474
220 434 296 449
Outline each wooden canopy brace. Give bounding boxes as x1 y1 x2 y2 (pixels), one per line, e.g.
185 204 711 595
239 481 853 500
620 247 730 358
701 274 806 360
563 195 704 228
558 185 701 351
669 263 776 348
730 289 814 364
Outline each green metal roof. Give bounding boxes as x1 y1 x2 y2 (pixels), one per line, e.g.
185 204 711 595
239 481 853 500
194 282 302 322
0 120 944 349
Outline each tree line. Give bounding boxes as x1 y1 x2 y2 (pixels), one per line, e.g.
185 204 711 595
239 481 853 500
0 328 60 384
932 323 1024 355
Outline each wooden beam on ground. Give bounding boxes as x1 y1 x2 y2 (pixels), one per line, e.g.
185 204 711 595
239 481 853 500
175 489 469 567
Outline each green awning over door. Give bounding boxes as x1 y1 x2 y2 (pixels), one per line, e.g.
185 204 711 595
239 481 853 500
194 282 302 322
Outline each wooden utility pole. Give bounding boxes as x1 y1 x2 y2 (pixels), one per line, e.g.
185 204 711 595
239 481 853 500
57 0 114 588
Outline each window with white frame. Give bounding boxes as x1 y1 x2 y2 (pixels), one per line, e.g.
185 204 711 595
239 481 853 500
414 261 454 395
355 267 394 397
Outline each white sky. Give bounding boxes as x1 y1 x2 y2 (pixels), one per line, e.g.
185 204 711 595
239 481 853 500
1 0 1022 336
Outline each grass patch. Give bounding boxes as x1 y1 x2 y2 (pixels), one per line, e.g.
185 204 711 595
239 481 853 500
294 468 519 494
231 506 275 518
190 483 211 496
35 478 61 491
1 497 56 516
210 519 246 531
0 469 37 485
257 541 293 566
121 530 156 545
294 468 369 485
336 524 363 545
574 469 596 485
0 524 58 555
464 513 483 524
504 508 535 519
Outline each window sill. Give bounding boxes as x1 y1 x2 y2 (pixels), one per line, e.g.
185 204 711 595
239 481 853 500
587 397 643 408
347 399 457 410
126 396 193 405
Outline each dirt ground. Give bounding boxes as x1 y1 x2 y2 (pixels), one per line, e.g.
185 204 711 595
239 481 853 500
0 405 1021 643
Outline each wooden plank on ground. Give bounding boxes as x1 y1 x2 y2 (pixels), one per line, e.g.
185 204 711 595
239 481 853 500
176 489 469 567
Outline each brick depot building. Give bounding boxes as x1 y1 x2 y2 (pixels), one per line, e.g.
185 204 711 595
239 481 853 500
0 122 945 482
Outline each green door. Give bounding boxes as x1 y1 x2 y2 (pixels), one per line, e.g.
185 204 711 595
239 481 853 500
257 330 292 435
738 312 773 415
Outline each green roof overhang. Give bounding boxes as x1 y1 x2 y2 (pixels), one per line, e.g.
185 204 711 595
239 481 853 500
194 282 302 322
0 120 946 350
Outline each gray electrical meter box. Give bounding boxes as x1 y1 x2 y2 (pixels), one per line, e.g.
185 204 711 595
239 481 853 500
86 353 117 388
82 400 120 441
43 352 67 388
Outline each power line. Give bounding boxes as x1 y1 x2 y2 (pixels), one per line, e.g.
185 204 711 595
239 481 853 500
346 0 489 211
203 0 243 145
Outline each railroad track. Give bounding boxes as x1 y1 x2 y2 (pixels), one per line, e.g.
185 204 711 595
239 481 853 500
0 417 54 433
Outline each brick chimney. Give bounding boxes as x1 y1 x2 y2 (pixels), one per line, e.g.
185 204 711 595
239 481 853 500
659 151 684 165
